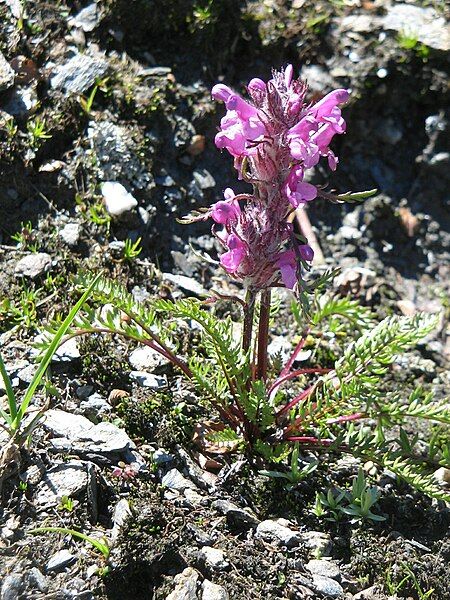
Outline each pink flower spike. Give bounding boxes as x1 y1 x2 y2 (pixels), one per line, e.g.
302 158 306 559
226 94 258 120
223 187 235 201
327 151 338 171
283 167 318 208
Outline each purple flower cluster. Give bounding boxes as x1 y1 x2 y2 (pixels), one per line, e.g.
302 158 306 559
210 65 349 291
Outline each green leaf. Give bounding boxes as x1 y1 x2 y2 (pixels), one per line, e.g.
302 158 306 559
30 527 109 558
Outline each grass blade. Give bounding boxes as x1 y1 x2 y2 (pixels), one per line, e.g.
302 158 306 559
0 351 17 423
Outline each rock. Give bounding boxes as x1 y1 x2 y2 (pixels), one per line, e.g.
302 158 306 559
202 580 229 600
129 346 169 371
53 337 80 362
3 87 38 118
35 460 93 507
80 393 111 419
311 575 344 598
255 519 301 548
353 585 385 600
193 168 216 190
43 409 136 457
17 363 37 384
76 385 94 400
167 567 200 600
15 253 52 279
383 4 450 52
46 549 76 572
101 182 138 217
198 547 229 571
300 65 335 93
163 273 207 297
212 499 260 530
0 574 23 600
339 14 382 34
69 3 101 32
305 559 341 581
300 531 333 557
0 51 14 92
27 568 48 593
59 223 81 247
50 53 108 95
162 468 198 492
129 371 167 389
111 498 132 543
153 448 175 465
186 523 217 547
433 467 450 485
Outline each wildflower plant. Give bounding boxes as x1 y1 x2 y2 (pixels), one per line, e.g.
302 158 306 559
42 66 450 500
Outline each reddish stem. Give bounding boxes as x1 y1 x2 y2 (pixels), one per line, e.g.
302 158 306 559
276 384 315 418
278 329 310 379
256 289 271 382
285 436 334 446
269 367 331 397
326 412 366 425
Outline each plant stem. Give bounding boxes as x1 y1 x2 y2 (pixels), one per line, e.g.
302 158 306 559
242 288 256 353
256 289 271 382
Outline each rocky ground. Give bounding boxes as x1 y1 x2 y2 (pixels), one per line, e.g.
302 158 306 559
0 0 449 599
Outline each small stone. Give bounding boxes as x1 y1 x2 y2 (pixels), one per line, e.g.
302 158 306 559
255 519 301 548
353 585 384 600
187 135 206 156
0 51 15 91
162 468 198 492
46 550 76 572
17 363 37 384
69 3 101 32
433 467 450 485
311 575 344 598
167 567 199 600
153 448 175 465
35 461 91 507
15 253 52 279
163 273 207 297
199 547 229 571
193 168 215 190
129 371 167 389
111 498 132 543
59 223 81 247
129 346 169 371
53 337 80 362
80 393 111 419
76 385 94 399
50 53 108 95
102 182 138 217
202 579 229 600
1 574 23 600
339 225 362 241
27 568 48 593
300 531 333 557
212 499 260 530
3 87 38 118
305 559 341 580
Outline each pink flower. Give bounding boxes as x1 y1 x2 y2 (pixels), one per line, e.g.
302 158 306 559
211 188 241 224
283 166 317 208
220 233 246 273
277 250 297 289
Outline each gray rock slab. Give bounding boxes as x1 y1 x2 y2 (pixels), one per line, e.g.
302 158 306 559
383 4 450 52
305 559 341 581
167 567 199 600
300 531 333 557
162 468 198 492
129 371 167 389
43 409 136 456
27 568 48 593
0 52 14 92
15 253 52 279
69 3 101 32
46 549 76 572
129 346 169 370
50 53 108 95
311 575 344 598
35 461 90 507
202 579 229 600
212 499 260 530
163 273 207 297
111 498 132 543
255 519 301 548
1 574 23 600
